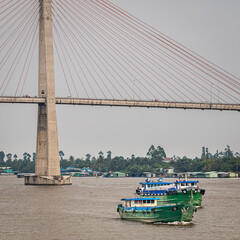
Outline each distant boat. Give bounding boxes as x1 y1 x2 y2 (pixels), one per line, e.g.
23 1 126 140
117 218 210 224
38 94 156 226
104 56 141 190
17 173 25 178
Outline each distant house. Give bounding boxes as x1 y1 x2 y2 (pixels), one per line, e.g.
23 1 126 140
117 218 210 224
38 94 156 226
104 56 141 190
112 172 125 178
163 168 175 174
204 171 218 178
163 168 176 178
194 172 205 178
228 172 238 178
142 172 156 178
218 172 229 178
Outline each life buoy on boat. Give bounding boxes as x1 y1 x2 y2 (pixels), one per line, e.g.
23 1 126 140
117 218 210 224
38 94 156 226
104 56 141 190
172 207 178 211
182 189 187 194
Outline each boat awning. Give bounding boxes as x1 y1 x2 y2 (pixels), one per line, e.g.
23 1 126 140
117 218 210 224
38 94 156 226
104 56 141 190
139 182 173 185
175 180 199 184
121 198 161 201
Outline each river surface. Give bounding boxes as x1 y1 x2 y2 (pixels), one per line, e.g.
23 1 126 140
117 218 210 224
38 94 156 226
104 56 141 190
0 176 239 240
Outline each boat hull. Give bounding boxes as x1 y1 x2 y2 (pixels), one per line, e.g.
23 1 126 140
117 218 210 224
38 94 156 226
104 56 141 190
118 204 195 223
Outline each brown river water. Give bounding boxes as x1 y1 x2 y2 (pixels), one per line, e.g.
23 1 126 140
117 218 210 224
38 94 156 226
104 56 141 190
0 176 239 240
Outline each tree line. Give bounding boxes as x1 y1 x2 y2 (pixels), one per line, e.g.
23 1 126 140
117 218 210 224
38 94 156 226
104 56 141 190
0 145 239 175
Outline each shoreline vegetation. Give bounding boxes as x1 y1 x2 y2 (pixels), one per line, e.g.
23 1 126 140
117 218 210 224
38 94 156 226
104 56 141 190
0 145 239 176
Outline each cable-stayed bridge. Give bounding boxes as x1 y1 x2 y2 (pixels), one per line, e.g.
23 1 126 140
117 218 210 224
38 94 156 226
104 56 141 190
0 97 239 111
0 0 239 185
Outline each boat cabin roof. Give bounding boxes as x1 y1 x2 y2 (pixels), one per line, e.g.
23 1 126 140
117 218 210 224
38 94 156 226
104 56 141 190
121 198 161 201
139 182 173 185
175 180 199 184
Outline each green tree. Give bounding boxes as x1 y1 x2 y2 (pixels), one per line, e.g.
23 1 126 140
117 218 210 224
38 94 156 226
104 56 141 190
107 151 112 161
6 153 12 165
147 145 166 161
85 154 91 161
13 154 18 161
225 145 233 158
0 151 5 165
27 153 31 161
174 157 193 172
98 151 104 159
69 156 75 166
206 148 209 158
147 145 156 158
32 152 36 162
201 147 206 159
23 152 28 161
59 151 64 160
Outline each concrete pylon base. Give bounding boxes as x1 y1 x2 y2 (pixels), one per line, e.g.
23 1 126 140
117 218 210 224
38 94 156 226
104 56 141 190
24 175 72 185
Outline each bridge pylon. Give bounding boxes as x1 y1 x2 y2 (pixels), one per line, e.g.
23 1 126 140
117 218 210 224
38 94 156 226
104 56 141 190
24 0 72 185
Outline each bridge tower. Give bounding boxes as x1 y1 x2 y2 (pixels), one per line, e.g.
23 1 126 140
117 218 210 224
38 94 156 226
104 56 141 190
25 0 72 185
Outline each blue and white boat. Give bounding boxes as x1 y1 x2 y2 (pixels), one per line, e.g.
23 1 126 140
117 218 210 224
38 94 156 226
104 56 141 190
136 178 205 207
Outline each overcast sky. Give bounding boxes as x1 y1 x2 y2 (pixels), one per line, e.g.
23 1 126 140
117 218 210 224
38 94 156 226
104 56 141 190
0 0 239 159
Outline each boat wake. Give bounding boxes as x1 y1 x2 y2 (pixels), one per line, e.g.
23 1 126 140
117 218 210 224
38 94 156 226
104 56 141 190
154 221 193 226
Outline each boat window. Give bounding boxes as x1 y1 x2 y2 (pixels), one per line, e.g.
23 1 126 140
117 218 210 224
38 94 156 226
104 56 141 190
148 184 151 188
139 200 142 204
181 183 185 186
147 200 151 204
143 200 146 204
191 183 194 186
151 200 154 204
135 200 138 204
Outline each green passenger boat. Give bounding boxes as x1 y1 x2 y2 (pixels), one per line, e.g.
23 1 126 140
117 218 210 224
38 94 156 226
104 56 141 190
117 198 195 223
136 179 205 207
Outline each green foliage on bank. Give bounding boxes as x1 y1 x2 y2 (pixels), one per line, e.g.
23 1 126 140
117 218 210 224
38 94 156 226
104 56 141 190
0 145 239 176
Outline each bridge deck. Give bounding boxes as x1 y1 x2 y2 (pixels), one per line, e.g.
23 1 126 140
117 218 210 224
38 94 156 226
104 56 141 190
0 97 239 111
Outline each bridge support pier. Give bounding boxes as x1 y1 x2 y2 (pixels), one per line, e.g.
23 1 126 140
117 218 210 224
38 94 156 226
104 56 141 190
25 175 72 185
24 0 72 185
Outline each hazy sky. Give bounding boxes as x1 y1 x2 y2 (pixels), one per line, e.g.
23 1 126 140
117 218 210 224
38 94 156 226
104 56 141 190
0 0 240 159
